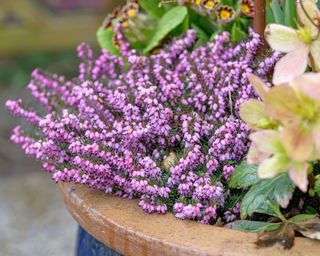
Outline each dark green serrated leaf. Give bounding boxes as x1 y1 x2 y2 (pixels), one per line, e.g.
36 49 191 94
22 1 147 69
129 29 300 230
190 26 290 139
289 214 317 223
144 6 188 53
229 161 259 189
229 220 281 232
139 0 165 18
240 173 295 219
272 0 284 24
96 27 120 56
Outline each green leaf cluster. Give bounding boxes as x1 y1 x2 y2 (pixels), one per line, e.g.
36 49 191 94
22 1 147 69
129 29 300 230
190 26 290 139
230 162 295 219
144 6 188 53
309 174 320 197
266 0 297 28
97 0 253 55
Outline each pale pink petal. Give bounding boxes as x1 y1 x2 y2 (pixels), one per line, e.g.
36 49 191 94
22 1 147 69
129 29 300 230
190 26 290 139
265 84 301 123
247 143 271 164
277 190 293 208
288 163 309 192
249 130 281 154
257 155 289 179
281 123 314 162
310 40 320 71
272 47 309 85
248 74 269 100
239 99 269 129
292 72 320 100
265 24 304 53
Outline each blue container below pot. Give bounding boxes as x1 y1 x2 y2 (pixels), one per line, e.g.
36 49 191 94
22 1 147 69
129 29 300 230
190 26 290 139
76 226 122 256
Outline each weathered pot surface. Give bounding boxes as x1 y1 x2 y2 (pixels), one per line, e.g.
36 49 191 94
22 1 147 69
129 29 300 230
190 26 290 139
59 182 320 256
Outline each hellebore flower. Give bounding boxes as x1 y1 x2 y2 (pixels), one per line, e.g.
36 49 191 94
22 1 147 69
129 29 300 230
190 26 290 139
241 73 320 192
247 129 311 192
265 0 320 84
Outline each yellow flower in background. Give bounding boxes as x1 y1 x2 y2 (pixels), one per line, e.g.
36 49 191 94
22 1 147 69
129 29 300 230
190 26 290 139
241 0 254 17
123 2 139 18
127 8 137 18
216 5 235 22
203 0 220 11
194 0 203 4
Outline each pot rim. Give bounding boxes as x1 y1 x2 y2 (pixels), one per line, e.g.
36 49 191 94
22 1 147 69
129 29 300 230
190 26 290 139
59 182 320 256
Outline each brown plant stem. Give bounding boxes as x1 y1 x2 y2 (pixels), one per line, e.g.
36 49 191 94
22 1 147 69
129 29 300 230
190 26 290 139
254 0 267 45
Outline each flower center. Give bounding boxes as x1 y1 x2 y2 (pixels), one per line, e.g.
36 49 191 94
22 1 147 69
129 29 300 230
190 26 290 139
127 9 137 18
220 9 231 19
204 0 216 9
241 4 250 14
297 27 313 44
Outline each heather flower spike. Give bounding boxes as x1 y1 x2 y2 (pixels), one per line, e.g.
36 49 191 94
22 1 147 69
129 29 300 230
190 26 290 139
265 0 320 84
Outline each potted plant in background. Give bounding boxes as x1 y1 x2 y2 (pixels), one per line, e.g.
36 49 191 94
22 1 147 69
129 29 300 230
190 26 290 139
5 0 320 255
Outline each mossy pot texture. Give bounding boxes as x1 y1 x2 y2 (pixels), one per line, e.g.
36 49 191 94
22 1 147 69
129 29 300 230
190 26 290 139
59 182 320 256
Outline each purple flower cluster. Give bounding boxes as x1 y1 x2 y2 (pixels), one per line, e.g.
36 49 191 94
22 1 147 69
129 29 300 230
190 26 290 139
6 27 279 224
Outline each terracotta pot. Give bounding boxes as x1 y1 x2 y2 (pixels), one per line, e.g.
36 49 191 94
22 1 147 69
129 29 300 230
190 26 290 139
59 182 320 256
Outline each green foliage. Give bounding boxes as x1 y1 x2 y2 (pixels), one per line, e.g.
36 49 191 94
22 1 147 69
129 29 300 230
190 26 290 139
289 214 317 223
139 0 165 18
232 214 320 245
96 27 120 56
230 22 247 43
97 1 253 55
188 9 215 36
240 173 295 219
144 6 188 53
309 175 320 197
254 200 286 220
230 220 281 232
272 0 284 24
229 163 295 220
266 0 297 28
191 23 210 48
171 11 190 36
231 214 318 232
284 0 296 28
229 162 259 189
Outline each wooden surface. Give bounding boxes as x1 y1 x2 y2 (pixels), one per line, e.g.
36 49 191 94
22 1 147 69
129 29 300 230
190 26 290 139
59 182 320 256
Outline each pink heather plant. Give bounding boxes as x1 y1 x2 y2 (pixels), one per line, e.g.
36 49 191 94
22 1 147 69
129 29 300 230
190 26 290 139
6 24 280 224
